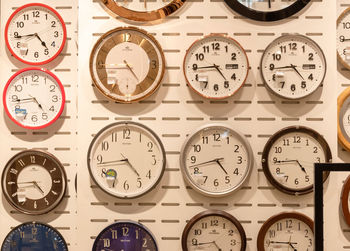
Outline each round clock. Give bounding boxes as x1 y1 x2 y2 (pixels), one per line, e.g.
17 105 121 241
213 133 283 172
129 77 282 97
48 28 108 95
183 34 249 99
257 212 314 250
338 87 350 152
89 26 165 103
260 34 326 100
261 126 331 195
337 7 350 70
181 210 246 251
3 67 65 130
101 0 185 22
93 220 158 250
5 3 66 65
1 150 67 215
224 0 311 22
180 124 253 197
87 121 166 199
1 221 68 251
341 175 350 227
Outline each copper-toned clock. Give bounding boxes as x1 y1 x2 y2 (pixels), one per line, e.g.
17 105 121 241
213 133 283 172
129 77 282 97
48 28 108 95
341 175 350 227
1 150 67 215
89 26 165 103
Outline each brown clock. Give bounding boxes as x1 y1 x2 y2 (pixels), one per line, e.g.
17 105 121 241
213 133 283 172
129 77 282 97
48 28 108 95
341 175 350 227
257 212 314 250
1 150 67 215
181 210 246 251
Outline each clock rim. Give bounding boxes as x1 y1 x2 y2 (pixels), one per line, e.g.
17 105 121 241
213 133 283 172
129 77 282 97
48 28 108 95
337 7 350 70
4 3 67 66
341 175 350 227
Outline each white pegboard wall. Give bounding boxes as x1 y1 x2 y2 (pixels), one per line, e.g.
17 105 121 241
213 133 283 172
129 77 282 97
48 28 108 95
0 0 78 250
78 0 337 251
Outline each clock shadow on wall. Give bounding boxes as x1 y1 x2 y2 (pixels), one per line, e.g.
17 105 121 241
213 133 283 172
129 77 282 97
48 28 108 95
89 166 170 214
338 60 350 80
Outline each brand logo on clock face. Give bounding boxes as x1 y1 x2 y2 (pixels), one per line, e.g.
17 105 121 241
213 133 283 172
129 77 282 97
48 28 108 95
123 46 132 52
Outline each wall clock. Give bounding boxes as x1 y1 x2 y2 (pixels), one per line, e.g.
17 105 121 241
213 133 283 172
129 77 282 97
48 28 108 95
337 7 350 70
87 121 166 199
5 3 66 65
261 126 331 195
183 34 249 99
224 0 311 22
92 220 158 250
338 87 350 152
1 150 67 215
260 34 326 100
341 175 350 227
101 0 186 22
180 124 253 197
3 67 65 130
257 212 314 250
181 210 246 251
90 26 165 103
1 222 68 251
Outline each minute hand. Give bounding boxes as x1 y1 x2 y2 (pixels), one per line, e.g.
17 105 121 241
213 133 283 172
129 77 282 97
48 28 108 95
189 157 224 168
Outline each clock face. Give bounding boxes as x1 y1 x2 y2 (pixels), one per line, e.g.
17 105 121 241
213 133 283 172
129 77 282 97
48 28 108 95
224 0 311 21
5 3 66 65
180 124 253 197
181 210 246 251
101 0 185 22
1 222 68 251
87 122 166 199
1 150 67 215
341 175 350 227
183 35 249 99
3 67 65 130
338 87 350 152
260 34 326 99
93 221 158 251
262 126 331 195
257 212 314 251
337 7 350 69
90 27 165 103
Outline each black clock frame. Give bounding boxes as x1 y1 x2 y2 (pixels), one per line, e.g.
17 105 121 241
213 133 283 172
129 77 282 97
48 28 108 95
224 0 311 22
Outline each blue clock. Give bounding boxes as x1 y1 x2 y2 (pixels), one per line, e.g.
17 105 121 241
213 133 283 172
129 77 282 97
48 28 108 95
1 222 68 251
93 221 158 251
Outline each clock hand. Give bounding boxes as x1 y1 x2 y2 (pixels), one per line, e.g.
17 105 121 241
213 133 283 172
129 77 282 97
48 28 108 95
34 33 48 49
13 97 35 102
189 157 225 168
213 64 227 80
33 181 45 195
213 241 222 251
120 153 140 177
192 241 215 246
17 181 42 184
29 95 44 111
274 65 294 70
275 159 307 174
215 159 228 175
123 60 139 81
268 0 271 8
290 64 304 80
97 159 128 165
195 65 218 70
14 33 36 39
269 241 298 245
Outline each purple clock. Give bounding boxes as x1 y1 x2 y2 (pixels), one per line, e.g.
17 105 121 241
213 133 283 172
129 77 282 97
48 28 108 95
92 221 158 251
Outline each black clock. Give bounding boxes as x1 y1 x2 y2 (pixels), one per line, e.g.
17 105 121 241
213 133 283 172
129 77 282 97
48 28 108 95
224 0 311 22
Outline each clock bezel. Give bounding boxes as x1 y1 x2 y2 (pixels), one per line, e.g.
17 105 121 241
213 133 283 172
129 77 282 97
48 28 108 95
337 7 350 70
2 67 66 130
338 87 350 152
181 209 247 251
4 3 67 65
341 175 350 227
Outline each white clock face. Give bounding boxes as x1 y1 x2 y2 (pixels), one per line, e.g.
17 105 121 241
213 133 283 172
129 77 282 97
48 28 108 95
87 122 166 198
260 214 314 251
180 124 253 196
237 0 297 12
5 3 66 65
262 127 331 195
184 213 245 251
184 35 249 99
337 8 350 69
261 34 326 99
3 68 65 130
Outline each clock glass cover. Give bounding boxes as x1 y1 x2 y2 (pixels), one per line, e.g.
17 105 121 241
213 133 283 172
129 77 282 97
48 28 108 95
5 3 67 65
337 7 350 69
183 34 249 99
3 67 65 130
257 212 314 250
182 210 246 251
92 221 158 251
1 222 68 251
261 126 331 195
180 124 253 197
224 0 311 21
87 121 166 199
1 150 67 215
90 27 165 103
